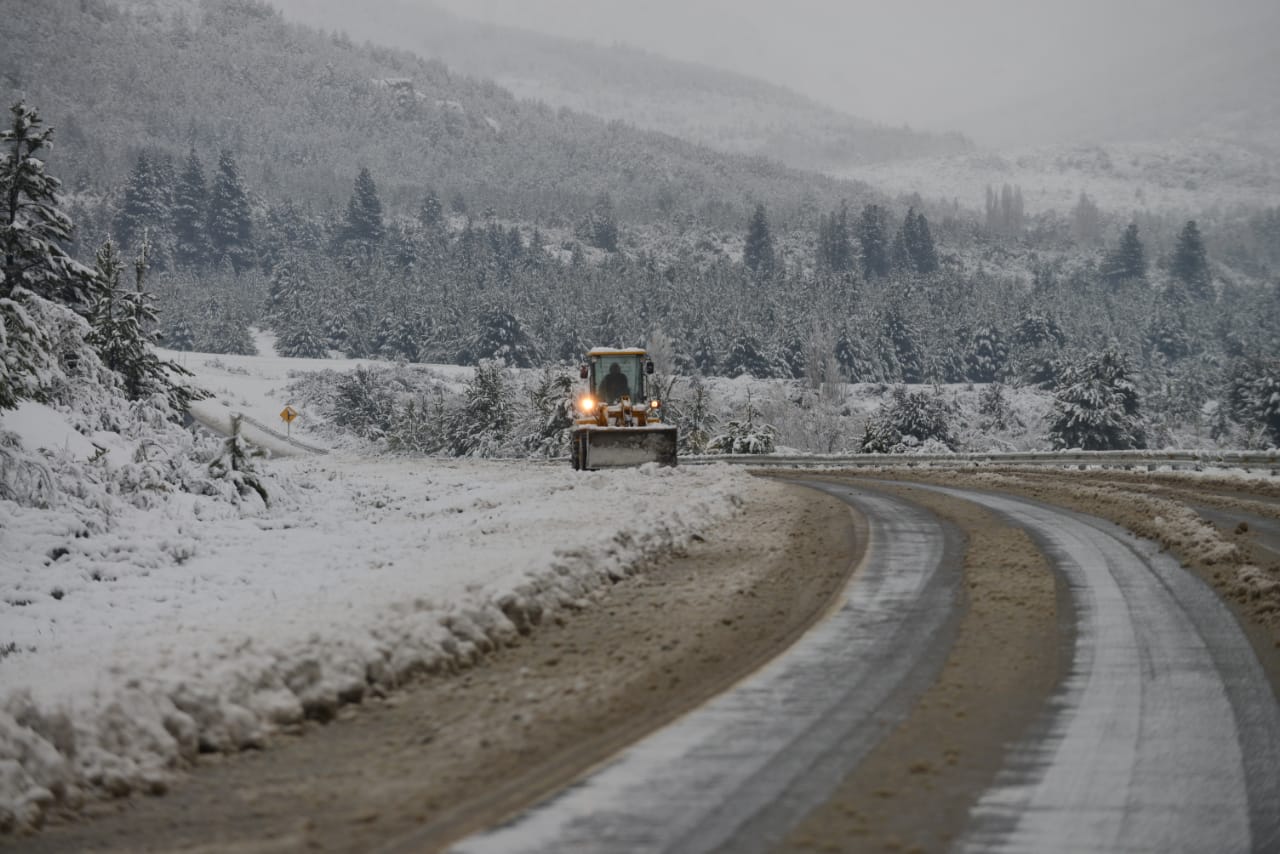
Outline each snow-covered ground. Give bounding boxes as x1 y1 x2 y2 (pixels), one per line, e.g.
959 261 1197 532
0 337 754 831
849 137 1280 216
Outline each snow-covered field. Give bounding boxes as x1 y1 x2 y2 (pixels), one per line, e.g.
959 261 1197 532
0 338 754 831
849 137 1280 216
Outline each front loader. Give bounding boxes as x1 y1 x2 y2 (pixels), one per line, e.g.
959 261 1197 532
570 348 678 470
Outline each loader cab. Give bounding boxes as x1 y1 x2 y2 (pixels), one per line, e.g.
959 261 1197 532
583 348 653 405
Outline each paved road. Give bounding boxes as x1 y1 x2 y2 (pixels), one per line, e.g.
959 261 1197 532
446 483 963 854
447 480 1280 854
908 484 1280 854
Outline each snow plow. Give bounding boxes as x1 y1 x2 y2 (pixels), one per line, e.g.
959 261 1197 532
571 347 678 470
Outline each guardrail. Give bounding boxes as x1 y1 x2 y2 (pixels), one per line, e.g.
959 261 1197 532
678 449 1280 474
231 412 330 456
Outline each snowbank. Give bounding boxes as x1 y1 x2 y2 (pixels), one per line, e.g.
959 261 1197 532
0 450 749 831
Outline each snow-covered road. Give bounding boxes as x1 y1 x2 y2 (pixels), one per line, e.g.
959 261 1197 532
441 481 964 854
438 479 1280 854
919 485 1280 853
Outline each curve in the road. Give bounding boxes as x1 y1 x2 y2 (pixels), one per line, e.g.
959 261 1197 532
899 484 1280 854
444 484 963 854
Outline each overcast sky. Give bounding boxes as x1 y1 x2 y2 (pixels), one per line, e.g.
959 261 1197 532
433 0 1273 140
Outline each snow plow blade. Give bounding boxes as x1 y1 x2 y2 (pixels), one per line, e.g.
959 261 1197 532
573 426 678 470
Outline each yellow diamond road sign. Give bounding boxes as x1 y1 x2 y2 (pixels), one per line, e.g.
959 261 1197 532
280 405 299 424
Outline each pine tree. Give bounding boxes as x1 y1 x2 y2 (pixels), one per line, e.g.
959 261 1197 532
743 203 776 278
447 361 514 456
1048 349 1146 450
1 102 96 410
723 334 775 379
265 256 310 319
207 148 255 274
463 308 539 368
817 202 853 273
966 325 1008 382
275 314 328 358
580 192 619 252
341 167 385 251
89 236 200 411
172 147 210 269
1103 223 1146 285
1070 192 1102 245
901 208 938 274
0 102 96 308
1170 219 1212 300
115 152 171 252
856 204 891 279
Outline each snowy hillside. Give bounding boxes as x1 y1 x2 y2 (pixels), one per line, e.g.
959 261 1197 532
852 138 1280 216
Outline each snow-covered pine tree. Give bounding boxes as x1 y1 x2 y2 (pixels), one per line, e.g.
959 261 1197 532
329 365 395 439
274 314 328 358
1048 349 1146 450
723 334 776 379
265 256 307 319
816 202 854 274
340 167 385 255
902 208 939 274
858 385 955 453
115 152 172 253
463 308 539 368
1 102 97 410
857 204 892 279
978 382 1018 431
523 367 575 457
382 315 420 362
1070 192 1102 246
882 308 923 383
447 360 513 457
966 325 1008 382
0 102 96 309
1170 220 1212 301
707 391 777 454
164 314 196 351
1102 223 1146 286
172 147 211 269
89 236 201 412
581 192 619 252
743 203 776 279
206 149 255 274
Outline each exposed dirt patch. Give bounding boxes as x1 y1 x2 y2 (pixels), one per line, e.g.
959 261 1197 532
774 478 1061 854
9 479 860 853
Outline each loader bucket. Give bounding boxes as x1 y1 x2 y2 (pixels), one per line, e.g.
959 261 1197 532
572 426 678 470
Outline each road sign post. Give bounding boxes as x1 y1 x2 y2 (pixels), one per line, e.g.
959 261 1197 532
280 405 299 437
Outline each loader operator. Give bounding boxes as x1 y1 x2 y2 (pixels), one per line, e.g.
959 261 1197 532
600 362 631 403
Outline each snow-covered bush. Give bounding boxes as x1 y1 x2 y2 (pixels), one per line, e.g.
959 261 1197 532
859 385 956 453
447 360 515 457
521 367 575 458
664 374 716 454
1048 349 1146 450
1225 356 1280 447
328 366 397 440
707 393 777 454
978 382 1021 432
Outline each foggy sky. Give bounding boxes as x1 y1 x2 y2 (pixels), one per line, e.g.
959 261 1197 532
433 0 1276 144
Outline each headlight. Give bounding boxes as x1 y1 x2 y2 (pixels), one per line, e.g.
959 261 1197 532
578 396 595 412
650 399 661 409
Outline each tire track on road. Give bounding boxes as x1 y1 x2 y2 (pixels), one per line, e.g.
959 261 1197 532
447 484 963 854
908 485 1280 853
